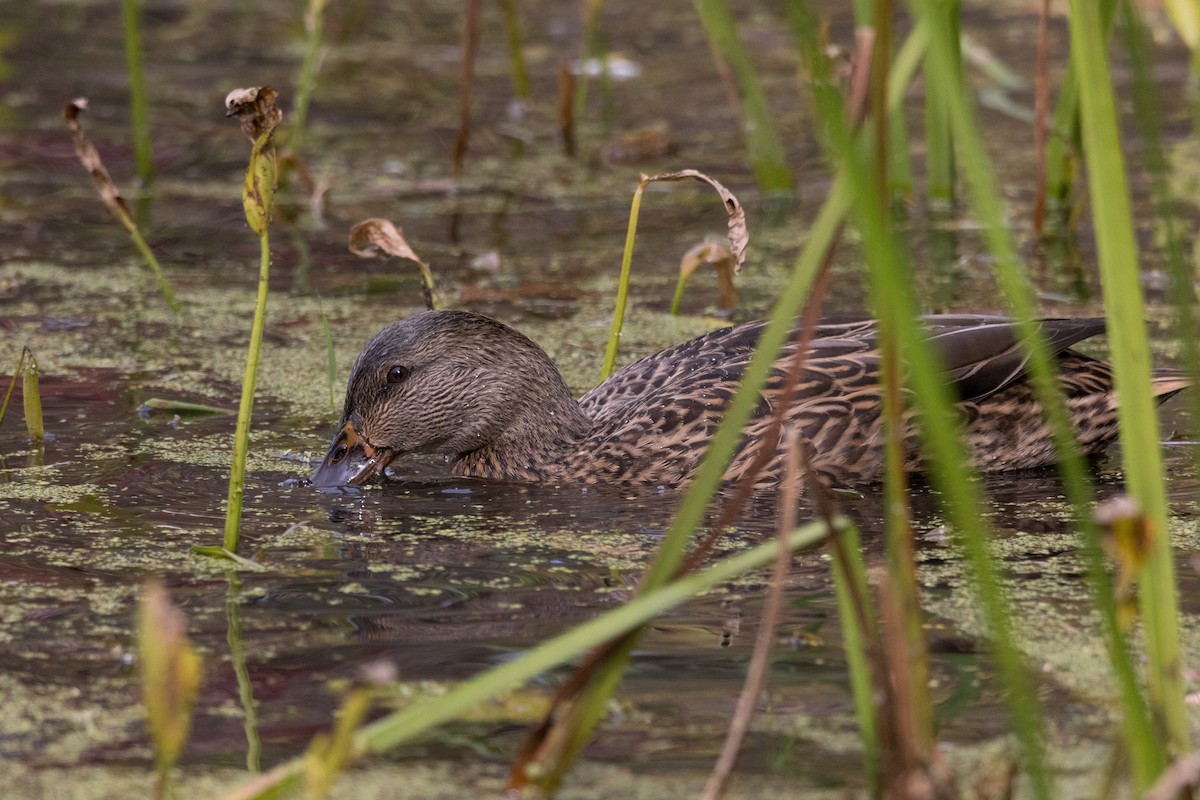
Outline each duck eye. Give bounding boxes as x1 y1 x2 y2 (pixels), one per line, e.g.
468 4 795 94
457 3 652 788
386 365 410 384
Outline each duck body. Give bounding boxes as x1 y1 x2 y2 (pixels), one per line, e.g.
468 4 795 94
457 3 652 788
310 310 1188 490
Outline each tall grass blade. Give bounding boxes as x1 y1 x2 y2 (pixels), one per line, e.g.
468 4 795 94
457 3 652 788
121 0 153 186
1119 0 1200 471
692 0 794 198
1041 0 1116 226
807 8 1053 795
922 0 958 205
1067 0 1190 757
914 0 1168 786
497 0 531 100
291 0 330 154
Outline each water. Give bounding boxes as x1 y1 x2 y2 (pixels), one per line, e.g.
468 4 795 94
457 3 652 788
1 1 1198 797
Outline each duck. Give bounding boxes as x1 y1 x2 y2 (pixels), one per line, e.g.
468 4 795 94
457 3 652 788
309 309 1189 490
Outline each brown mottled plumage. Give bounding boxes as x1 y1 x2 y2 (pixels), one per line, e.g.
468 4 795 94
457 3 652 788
309 309 1189 490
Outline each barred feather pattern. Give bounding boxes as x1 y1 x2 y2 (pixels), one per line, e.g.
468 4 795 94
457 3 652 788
334 310 1186 490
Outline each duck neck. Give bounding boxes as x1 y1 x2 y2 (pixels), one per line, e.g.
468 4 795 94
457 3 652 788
452 382 592 481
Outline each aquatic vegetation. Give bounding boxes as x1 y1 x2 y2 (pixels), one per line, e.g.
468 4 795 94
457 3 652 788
0 347 43 444
62 99 178 311
219 86 282 556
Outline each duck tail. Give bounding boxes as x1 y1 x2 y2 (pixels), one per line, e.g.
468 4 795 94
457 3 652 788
1152 370 1192 403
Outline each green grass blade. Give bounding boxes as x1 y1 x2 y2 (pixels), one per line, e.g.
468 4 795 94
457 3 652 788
914 0 1168 785
828 522 882 794
692 0 794 197
121 0 153 186
807 10 1053 795
497 0 531 100
1042 0 1116 222
1119 0 1200 472
291 0 330 154
1067 0 1190 757
599 180 645 381
923 0 958 204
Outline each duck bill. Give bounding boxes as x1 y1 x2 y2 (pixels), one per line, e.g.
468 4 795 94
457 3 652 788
310 421 394 487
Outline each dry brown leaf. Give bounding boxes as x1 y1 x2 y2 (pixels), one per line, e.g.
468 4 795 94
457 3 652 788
349 218 439 310
63 98 134 232
677 240 738 316
641 169 748 273
224 86 283 143
225 86 283 236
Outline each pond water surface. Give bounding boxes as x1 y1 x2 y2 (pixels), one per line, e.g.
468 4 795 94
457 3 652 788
3 1 1200 798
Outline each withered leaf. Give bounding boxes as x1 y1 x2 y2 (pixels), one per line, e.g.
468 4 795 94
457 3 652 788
63 99 134 231
640 169 748 272
224 86 283 143
1095 494 1153 632
225 86 283 236
349 218 440 310
62 100 179 311
674 239 739 317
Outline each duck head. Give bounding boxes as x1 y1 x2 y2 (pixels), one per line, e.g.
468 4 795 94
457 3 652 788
310 309 588 487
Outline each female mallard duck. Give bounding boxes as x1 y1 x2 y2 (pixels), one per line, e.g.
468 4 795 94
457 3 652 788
309 309 1188 490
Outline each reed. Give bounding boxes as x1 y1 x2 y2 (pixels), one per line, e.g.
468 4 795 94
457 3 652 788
1067 0 1190 758
0 347 44 443
693 0 794 198
220 87 282 555
290 0 329 155
120 0 153 186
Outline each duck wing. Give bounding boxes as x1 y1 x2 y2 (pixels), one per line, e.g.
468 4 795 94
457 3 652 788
928 317 1106 400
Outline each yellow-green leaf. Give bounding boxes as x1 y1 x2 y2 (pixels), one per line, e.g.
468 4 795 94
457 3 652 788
139 580 203 773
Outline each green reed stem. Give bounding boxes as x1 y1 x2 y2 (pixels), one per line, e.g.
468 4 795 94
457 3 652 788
915 0 1165 786
497 0 531 100
810 7 1053 794
292 0 329 154
222 233 271 552
1042 0 1116 224
599 180 645 381
1120 0 1200 472
693 0 794 198
922 0 958 205
1068 0 1190 759
121 0 153 186
828 522 882 794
